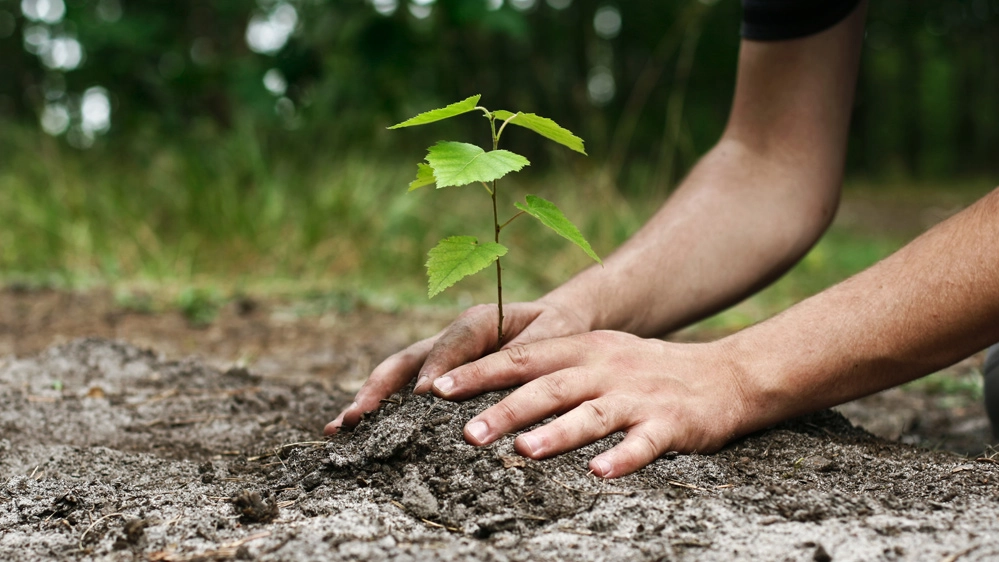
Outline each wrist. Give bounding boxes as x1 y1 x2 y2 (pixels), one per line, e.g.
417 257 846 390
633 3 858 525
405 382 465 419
536 284 603 333
714 332 792 437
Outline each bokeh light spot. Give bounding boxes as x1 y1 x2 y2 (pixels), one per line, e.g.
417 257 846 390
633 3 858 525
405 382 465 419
587 66 615 106
21 0 65 24
22 24 50 55
408 3 433 19
246 3 298 55
263 68 287 96
370 0 398 16
593 5 621 39
81 86 112 136
40 102 70 136
96 0 122 23
42 35 84 71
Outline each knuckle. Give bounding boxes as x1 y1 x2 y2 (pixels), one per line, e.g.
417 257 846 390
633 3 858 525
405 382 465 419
460 359 489 385
491 399 521 427
505 345 531 370
461 304 494 322
545 421 573 447
628 429 663 464
581 400 615 432
582 330 621 346
536 373 571 405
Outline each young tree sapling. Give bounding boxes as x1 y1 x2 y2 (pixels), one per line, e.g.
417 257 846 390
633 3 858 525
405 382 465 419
389 95 601 345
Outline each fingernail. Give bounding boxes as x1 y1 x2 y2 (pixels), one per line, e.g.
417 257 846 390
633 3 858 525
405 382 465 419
592 458 613 478
415 375 428 390
520 434 543 456
347 401 358 412
332 413 344 427
466 420 490 444
434 375 454 394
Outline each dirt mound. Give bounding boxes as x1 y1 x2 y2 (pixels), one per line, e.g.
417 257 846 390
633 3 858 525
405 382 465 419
2 339 999 561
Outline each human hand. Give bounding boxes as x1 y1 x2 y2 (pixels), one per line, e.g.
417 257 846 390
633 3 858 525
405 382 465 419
428 331 752 478
324 299 591 434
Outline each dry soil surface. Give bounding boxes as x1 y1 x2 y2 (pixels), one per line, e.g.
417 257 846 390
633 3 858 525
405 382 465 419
2 336 999 561
2 286 999 561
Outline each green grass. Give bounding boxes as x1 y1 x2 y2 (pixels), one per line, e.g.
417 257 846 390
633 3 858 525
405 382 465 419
1 125 993 330
0 125 646 311
903 369 984 401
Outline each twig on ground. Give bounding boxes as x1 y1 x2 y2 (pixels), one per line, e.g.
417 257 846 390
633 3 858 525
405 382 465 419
247 441 325 461
667 480 710 492
144 416 215 428
149 532 272 562
420 401 438 420
558 527 593 536
134 388 179 407
940 545 979 562
79 512 125 550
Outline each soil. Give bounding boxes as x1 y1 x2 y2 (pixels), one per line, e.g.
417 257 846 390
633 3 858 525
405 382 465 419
2 289 999 561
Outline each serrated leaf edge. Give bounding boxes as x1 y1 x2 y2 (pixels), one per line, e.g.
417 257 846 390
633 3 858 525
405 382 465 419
514 195 601 264
425 236 509 298
493 110 587 155
388 95 482 129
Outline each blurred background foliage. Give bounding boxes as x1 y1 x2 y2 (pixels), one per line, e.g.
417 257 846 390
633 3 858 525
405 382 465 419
1 0 997 318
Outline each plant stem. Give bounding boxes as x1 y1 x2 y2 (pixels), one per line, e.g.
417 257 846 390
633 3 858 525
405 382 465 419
492 176 504 348
490 120 505 348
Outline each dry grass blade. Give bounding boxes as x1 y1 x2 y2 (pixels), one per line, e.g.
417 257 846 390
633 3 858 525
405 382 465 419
148 532 272 562
79 512 126 550
667 480 710 492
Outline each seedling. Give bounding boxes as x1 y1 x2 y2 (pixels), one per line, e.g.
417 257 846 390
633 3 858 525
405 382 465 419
389 95 601 344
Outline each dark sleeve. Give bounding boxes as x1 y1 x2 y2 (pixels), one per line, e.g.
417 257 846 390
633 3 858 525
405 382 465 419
741 0 862 41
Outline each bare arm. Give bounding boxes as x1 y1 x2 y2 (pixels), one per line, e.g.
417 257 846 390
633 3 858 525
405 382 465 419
544 4 866 336
729 187 999 433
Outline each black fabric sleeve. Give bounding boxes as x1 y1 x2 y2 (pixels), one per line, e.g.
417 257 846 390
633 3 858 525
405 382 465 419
741 0 862 41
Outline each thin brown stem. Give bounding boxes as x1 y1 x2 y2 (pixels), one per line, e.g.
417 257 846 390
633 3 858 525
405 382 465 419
499 211 526 231
493 180 504 348
491 127 504 347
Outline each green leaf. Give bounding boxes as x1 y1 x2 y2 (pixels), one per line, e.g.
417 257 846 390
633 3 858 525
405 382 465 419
409 162 436 191
426 141 530 188
493 110 587 155
514 195 601 264
388 95 482 129
426 236 508 298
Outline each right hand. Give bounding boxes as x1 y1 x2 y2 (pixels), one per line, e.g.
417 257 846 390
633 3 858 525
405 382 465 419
324 300 591 434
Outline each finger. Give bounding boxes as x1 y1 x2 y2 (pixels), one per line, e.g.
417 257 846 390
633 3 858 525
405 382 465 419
414 305 505 394
514 397 628 459
432 335 589 401
588 423 671 479
324 336 436 435
462 367 599 446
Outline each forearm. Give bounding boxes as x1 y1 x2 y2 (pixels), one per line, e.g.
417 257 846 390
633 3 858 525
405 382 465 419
540 5 866 338
729 187 999 431
542 140 840 337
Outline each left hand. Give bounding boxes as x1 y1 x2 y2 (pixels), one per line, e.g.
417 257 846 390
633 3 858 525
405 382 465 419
430 330 753 478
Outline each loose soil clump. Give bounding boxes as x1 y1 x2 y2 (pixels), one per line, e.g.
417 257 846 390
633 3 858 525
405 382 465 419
3 339 999 561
